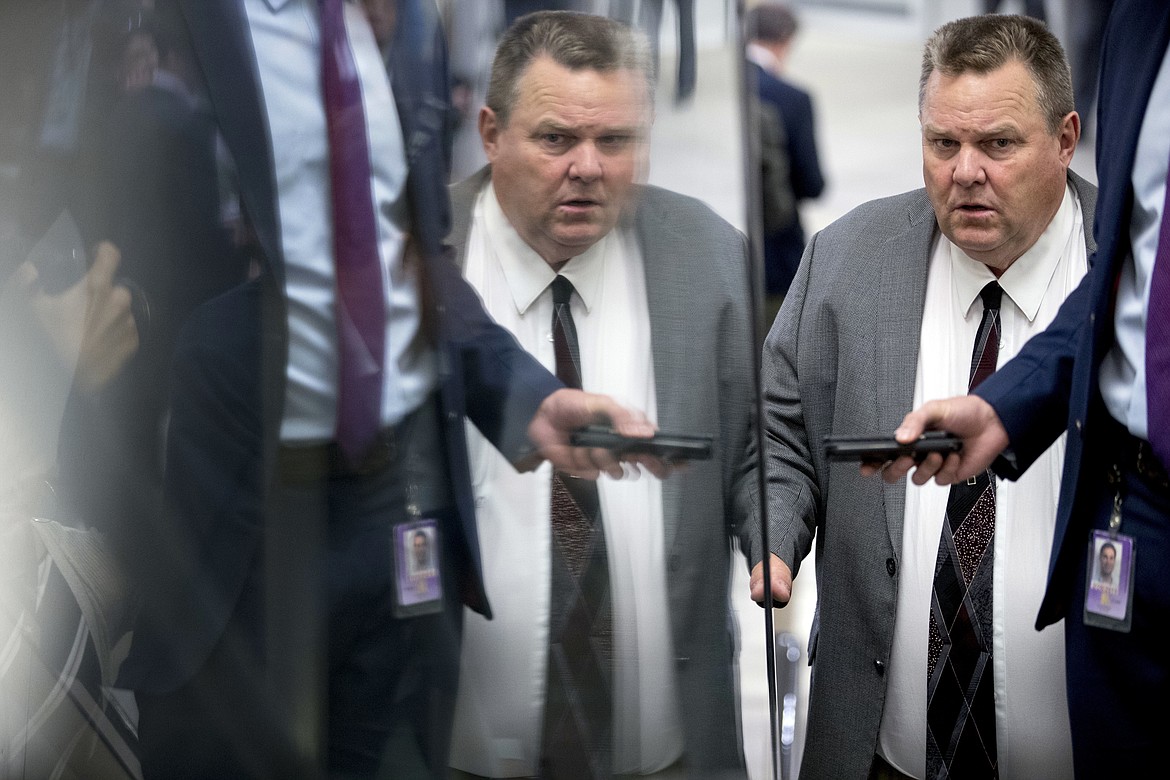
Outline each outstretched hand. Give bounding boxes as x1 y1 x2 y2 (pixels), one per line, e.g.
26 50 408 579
867 395 1010 486
523 388 670 479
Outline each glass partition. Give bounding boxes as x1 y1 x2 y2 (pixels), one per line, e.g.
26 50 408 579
0 1 772 778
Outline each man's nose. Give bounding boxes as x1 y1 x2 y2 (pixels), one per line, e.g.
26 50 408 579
952 146 987 187
568 142 602 182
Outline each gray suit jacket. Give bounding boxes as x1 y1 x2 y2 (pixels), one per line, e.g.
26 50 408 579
448 167 758 777
761 171 1097 779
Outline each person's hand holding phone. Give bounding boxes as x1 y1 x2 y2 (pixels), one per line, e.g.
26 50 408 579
825 431 963 469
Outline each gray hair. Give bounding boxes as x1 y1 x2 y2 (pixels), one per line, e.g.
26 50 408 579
485 10 655 127
919 14 1074 135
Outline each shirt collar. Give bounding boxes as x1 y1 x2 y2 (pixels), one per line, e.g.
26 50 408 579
481 181 607 316
949 182 1080 321
746 43 782 77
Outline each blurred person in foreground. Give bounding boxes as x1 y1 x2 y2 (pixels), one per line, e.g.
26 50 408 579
445 11 756 779
885 1 1170 775
73 1 660 778
0 233 139 774
753 14 1090 779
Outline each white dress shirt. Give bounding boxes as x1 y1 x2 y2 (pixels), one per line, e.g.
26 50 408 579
243 0 435 442
878 184 1086 779
745 42 783 79
448 182 683 776
1100 43 1170 438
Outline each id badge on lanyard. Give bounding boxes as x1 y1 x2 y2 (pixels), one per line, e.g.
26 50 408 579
1084 466 1136 632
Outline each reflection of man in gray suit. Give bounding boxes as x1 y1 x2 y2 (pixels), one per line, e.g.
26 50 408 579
752 15 1092 780
445 11 755 779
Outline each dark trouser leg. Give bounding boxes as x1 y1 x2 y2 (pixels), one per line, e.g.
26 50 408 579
323 472 463 779
324 397 462 779
673 0 695 101
137 398 462 780
1064 448 1170 776
135 557 291 780
639 0 663 82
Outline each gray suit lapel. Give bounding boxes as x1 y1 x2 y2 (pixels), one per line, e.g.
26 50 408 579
447 167 491 268
876 192 937 555
633 189 692 553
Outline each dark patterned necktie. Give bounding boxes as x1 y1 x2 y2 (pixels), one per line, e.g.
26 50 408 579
320 0 385 465
540 275 613 778
927 281 1002 779
1146 151 1170 472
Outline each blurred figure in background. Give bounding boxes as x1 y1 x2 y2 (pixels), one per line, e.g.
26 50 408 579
1067 0 1114 142
983 0 1047 22
504 0 588 27
611 0 696 104
745 2 825 320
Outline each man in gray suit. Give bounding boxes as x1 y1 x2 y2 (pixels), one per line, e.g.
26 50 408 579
444 11 756 779
751 15 1092 779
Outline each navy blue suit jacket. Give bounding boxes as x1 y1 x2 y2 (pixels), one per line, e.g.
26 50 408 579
752 62 825 296
974 0 1170 629
115 0 561 694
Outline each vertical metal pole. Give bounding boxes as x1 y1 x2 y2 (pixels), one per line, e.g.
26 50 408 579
734 1 781 778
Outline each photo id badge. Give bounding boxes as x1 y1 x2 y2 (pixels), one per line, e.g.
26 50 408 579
392 518 443 618
1084 529 1135 632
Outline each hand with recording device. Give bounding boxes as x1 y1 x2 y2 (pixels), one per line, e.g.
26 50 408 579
12 241 140 393
869 395 1010 485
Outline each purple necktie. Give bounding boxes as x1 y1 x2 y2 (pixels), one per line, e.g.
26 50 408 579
1146 149 1170 472
320 0 385 464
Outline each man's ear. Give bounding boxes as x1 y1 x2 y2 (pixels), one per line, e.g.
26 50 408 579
1058 110 1081 165
479 106 500 162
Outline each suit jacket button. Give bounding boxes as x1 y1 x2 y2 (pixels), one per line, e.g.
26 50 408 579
874 659 885 676
886 558 896 577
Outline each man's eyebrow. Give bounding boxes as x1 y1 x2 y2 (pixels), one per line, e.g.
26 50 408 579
530 120 644 136
532 120 572 133
922 122 1022 138
598 126 643 136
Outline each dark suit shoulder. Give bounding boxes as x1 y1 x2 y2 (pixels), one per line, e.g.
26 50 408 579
757 71 814 114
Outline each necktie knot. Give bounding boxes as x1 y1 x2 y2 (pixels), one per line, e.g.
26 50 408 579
980 280 1003 312
551 275 575 306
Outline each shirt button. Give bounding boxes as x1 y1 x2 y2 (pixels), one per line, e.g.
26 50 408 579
874 659 885 676
886 558 896 577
